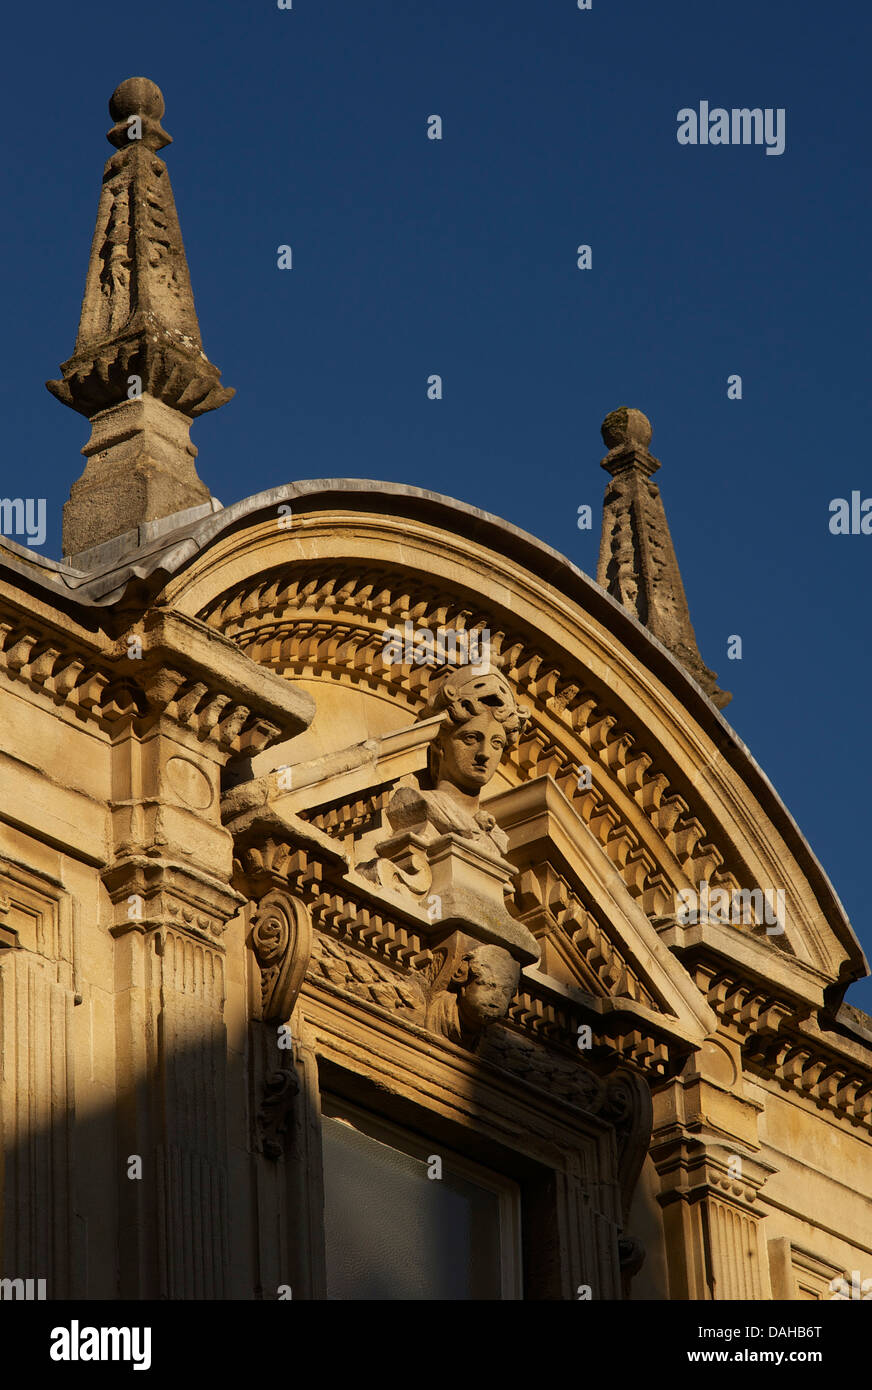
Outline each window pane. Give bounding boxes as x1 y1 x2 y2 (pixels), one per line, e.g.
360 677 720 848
322 1111 506 1300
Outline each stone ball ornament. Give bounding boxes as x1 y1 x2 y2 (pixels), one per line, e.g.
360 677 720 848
601 406 653 452
107 76 172 151
109 77 166 123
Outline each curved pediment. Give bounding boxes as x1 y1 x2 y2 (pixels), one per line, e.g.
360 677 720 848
157 480 865 1017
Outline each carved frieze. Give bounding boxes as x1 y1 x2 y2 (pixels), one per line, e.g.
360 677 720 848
308 934 426 1015
481 1026 607 1110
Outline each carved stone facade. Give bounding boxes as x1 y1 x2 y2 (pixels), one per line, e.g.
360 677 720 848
1 77 871 1301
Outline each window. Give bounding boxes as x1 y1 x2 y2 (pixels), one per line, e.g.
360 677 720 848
321 1097 522 1300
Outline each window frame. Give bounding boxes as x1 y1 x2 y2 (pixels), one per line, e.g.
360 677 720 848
320 1092 524 1300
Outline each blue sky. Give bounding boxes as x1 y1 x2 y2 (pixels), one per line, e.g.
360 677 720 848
2 0 872 1007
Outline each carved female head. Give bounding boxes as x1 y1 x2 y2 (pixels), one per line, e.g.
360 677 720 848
453 944 520 1032
421 666 527 792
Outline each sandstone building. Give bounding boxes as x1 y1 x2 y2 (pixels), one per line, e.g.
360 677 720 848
1 78 870 1301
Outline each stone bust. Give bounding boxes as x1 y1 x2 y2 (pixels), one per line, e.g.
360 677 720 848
386 665 528 859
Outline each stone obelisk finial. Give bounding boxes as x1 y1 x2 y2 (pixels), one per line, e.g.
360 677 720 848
48 78 234 560
596 408 730 709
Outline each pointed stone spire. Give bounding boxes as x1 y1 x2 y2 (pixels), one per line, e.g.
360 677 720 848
48 77 234 559
596 407 730 709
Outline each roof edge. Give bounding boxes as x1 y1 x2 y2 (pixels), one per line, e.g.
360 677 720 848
1 478 867 986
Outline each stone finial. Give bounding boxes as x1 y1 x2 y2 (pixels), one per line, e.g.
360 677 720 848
107 77 171 152
48 78 234 560
601 406 654 455
596 408 731 709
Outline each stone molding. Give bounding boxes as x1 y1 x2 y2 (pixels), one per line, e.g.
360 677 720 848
224 804 691 1078
679 958 872 1131
225 753 872 1119
195 559 819 965
0 602 313 754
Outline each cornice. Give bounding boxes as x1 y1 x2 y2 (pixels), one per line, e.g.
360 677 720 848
0 600 313 753
1 479 866 991
195 545 860 990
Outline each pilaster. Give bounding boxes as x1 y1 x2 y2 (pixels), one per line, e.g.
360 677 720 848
650 1034 776 1299
101 612 314 1298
